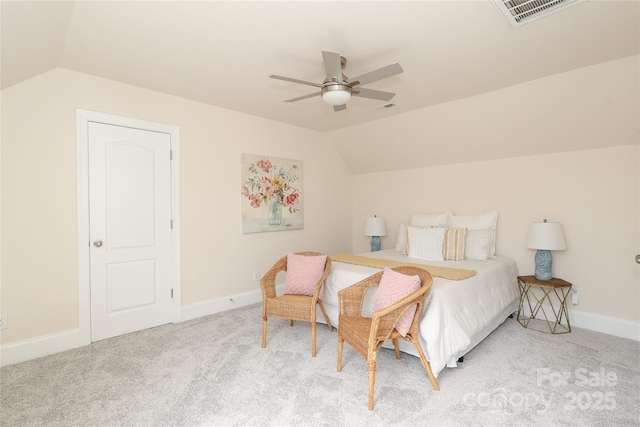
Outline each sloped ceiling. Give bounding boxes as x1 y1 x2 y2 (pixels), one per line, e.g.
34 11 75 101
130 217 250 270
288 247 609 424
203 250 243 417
2 1 639 172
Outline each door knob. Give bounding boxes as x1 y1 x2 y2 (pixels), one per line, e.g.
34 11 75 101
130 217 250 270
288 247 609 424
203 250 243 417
636 254 640 264
93 240 103 247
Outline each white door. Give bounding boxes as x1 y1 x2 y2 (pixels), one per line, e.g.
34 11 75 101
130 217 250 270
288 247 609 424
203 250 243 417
89 122 174 341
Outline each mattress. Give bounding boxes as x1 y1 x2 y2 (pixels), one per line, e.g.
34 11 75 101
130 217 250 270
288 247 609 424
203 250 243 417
319 250 520 377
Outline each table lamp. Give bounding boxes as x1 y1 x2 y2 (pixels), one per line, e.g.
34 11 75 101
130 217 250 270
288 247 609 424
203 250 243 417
364 215 387 252
526 219 566 281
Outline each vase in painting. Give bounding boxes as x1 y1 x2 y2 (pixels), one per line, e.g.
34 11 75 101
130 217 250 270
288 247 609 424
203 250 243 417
268 197 282 226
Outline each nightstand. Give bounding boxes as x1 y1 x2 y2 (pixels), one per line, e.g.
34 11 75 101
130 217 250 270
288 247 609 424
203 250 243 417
517 275 572 334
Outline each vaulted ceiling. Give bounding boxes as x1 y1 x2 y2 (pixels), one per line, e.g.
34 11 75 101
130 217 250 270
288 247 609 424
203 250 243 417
2 1 639 172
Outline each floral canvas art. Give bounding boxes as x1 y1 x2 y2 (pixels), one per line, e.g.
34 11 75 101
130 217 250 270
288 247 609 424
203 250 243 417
241 154 304 233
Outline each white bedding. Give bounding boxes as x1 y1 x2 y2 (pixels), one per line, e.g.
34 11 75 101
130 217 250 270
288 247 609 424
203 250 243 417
319 250 520 377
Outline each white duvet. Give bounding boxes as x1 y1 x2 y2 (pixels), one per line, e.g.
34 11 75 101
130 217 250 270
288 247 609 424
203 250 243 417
321 250 520 377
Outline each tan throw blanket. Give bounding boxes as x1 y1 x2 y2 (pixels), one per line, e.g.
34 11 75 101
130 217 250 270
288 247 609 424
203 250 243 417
330 253 476 280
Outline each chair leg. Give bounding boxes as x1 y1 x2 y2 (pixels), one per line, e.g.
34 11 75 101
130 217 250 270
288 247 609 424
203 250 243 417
368 362 376 410
262 316 267 348
337 336 343 372
393 338 401 359
290 319 294 326
318 301 333 332
412 338 439 391
311 322 317 357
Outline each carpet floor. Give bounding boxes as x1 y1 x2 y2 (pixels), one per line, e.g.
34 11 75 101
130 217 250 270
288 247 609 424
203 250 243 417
1 303 638 426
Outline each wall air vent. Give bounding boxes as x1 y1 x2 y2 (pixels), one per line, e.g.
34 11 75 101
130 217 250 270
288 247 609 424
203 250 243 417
492 0 586 28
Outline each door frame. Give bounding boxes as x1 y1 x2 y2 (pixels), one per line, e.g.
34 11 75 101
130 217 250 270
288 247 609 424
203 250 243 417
76 109 181 343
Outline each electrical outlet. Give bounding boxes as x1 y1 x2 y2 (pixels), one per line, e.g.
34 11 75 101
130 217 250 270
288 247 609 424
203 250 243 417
253 270 261 282
571 289 580 305
0 313 7 330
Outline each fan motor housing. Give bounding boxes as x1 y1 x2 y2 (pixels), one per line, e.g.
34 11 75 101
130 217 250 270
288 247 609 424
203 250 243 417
321 83 352 94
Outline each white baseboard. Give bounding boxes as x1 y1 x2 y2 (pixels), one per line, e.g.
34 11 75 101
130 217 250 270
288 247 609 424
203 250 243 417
179 286 281 322
0 328 88 367
519 302 639 341
0 286 275 368
2 287 636 367
570 308 640 341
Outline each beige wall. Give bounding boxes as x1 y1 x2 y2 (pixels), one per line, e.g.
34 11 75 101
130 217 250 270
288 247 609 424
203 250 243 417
346 55 639 324
351 145 639 323
329 55 639 174
2 56 638 352
0 68 353 344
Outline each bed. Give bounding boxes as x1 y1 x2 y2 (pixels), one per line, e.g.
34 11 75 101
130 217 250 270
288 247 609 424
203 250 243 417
316 211 520 378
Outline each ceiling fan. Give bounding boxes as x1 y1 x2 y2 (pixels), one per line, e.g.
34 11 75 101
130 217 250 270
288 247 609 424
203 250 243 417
269 51 403 112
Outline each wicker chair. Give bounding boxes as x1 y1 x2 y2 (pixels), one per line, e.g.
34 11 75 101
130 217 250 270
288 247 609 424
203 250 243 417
261 252 333 357
337 266 440 410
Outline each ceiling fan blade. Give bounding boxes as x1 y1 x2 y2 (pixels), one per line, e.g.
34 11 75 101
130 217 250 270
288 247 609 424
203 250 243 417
352 87 396 102
270 75 322 88
284 92 321 102
348 63 403 87
322 51 344 82
333 104 347 112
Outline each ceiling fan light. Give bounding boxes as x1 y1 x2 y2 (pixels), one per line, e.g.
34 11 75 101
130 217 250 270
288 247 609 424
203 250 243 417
321 85 352 106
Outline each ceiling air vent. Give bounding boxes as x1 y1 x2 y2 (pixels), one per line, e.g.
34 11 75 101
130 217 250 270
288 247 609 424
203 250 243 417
492 0 586 28
371 103 396 110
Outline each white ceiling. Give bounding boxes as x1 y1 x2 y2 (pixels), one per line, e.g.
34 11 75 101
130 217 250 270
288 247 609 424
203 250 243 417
0 0 640 172
2 1 638 133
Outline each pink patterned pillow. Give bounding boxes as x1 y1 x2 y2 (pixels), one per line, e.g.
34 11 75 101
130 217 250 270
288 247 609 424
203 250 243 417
373 267 421 336
284 253 327 299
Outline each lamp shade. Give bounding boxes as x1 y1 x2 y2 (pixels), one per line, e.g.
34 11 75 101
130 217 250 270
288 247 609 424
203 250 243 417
364 216 387 237
526 220 566 250
321 85 352 106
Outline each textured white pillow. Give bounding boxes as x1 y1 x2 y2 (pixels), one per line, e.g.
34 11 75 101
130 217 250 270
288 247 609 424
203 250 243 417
449 210 498 257
464 228 493 261
409 211 451 228
406 226 445 261
395 224 409 252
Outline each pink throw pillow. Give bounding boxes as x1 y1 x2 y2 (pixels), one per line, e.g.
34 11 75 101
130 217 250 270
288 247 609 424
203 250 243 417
373 267 421 337
284 253 327 299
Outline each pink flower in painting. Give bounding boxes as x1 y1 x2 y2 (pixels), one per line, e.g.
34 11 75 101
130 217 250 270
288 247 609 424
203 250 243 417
256 159 272 171
285 193 299 206
241 185 249 197
260 178 276 197
248 194 261 208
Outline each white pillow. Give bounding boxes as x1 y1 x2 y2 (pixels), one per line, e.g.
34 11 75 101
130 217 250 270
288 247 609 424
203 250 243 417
395 223 409 252
449 210 498 257
464 228 493 261
406 226 445 261
410 211 451 228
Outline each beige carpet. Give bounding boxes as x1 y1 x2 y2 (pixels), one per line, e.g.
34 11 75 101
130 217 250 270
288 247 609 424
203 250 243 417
1 303 638 426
